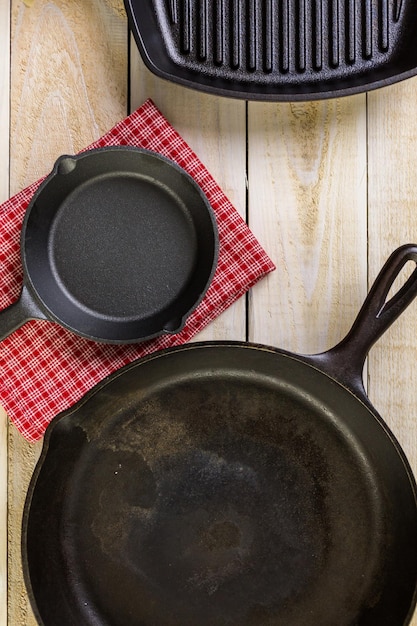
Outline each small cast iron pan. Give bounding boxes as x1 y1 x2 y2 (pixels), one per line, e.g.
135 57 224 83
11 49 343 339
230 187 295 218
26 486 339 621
0 146 218 343
125 0 417 101
23 244 417 625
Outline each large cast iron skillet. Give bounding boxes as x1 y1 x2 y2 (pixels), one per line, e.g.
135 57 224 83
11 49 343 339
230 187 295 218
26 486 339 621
125 0 417 101
23 245 417 625
0 146 218 343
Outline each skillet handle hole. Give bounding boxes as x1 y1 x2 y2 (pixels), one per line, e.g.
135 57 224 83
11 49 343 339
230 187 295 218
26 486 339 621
383 259 417 315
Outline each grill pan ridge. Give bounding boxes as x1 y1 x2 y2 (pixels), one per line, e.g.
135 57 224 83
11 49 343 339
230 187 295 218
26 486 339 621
125 0 417 100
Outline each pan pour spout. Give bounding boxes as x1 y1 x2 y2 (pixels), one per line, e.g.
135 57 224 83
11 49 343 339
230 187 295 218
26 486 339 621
55 155 77 176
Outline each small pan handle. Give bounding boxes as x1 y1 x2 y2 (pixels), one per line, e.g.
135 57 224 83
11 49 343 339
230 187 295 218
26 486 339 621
308 244 417 399
0 286 46 342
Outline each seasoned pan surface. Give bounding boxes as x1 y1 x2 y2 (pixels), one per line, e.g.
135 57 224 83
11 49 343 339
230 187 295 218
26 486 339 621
23 346 417 626
23 246 417 625
0 146 218 343
125 0 417 101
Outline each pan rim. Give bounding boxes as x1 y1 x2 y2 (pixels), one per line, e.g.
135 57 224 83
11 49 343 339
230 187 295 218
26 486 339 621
22 340 417 626
19 146 219 343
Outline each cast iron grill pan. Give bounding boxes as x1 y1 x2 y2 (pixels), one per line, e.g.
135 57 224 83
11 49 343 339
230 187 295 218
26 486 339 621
125 0 417 100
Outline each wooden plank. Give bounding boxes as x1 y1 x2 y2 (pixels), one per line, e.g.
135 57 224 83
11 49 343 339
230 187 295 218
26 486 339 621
247 97 368 354
8 1 128 623
10 0 128 193
0 409 6 626
0 0 10 622
129 46 247 342
7 432 40 625
368 78 417 626
0 1 10 203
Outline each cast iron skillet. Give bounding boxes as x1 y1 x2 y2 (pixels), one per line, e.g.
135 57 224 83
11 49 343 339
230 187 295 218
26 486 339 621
125 0 417 101
23 244 417 625
0 146 218 343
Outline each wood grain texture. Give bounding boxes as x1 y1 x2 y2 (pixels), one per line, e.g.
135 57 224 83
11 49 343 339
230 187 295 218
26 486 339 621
7 431 40 625
8 1 128 623
10 0 127 193
129 45 247 342
0 0 10 204
0 410 7 626
368 81 417 623
0 1 10 622
247 96 367 354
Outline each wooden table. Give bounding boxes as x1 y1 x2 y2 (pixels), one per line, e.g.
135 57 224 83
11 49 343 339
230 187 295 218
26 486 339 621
1 1 417 623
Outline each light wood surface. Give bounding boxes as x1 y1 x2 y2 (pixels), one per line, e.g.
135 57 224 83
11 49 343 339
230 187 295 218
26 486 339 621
0 2 10 624
2 0 417 624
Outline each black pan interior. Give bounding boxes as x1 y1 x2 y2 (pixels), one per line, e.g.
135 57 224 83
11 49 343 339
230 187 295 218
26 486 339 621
125 0 417 101
23 147 217 342
23 344 417 626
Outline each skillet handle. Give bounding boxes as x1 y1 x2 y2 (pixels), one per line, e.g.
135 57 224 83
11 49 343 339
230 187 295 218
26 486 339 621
0 286 46 341
310 244 417 398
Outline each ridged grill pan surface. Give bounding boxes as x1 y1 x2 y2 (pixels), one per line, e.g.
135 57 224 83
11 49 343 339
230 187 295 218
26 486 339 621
125 0 417 100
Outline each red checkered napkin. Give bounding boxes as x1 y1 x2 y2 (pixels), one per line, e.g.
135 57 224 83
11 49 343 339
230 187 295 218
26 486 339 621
0 99 275 442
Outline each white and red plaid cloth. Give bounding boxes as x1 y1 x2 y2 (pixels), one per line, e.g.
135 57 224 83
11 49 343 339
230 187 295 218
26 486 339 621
0 99 275 442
